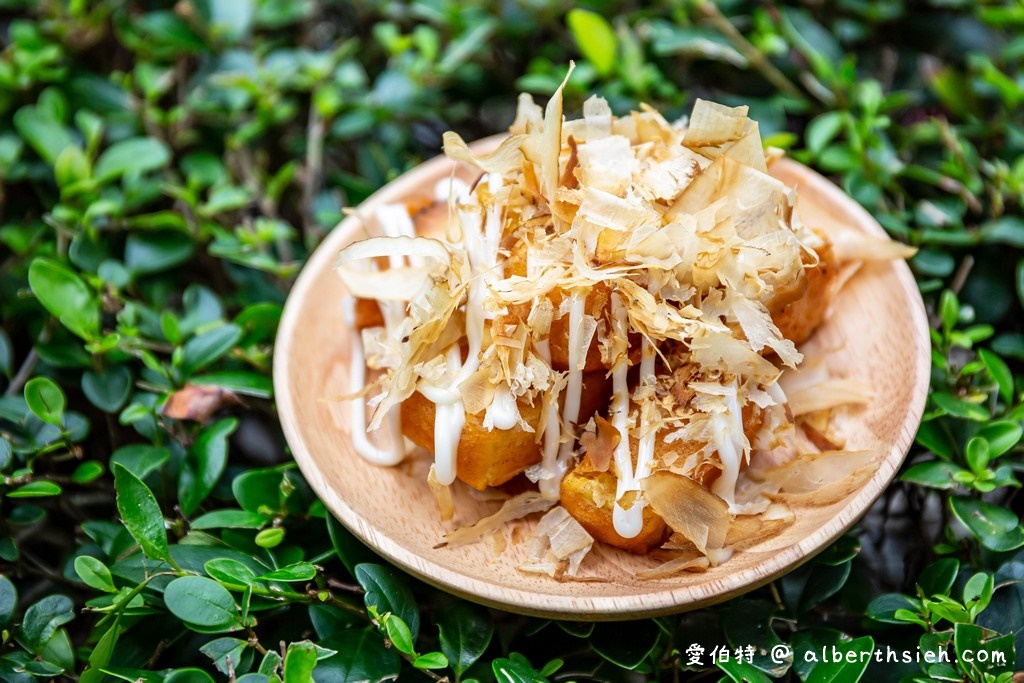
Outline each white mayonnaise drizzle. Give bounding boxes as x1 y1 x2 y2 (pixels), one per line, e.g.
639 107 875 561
610 295 644 538
535 335 563 500
486 384 520 430
343 297 404 466
710 378 744 505
432 344 466 485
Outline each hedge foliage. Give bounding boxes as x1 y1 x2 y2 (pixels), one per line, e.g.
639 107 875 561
0 1 1023 681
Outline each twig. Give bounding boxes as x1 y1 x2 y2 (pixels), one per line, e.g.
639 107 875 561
950 254 974 295
4 347 38 396
302 106 326 249
698 2 805 101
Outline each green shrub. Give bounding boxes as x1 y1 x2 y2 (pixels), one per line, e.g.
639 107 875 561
0 1 1021 681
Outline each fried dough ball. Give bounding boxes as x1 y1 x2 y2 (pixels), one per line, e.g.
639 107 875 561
771 240 838 345
401 371 612 490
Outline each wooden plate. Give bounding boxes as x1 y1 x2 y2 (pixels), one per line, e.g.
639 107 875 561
274 136 930 620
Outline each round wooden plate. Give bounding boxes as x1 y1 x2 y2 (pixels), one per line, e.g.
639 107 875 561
274 136 930 620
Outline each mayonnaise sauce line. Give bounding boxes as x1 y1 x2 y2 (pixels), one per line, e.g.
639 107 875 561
610 295 644 538
343 297 404 466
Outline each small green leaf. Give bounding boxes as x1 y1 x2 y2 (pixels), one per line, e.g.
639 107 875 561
71 460 105 484
7 481 62 498
14 106 74 165
164 576 241 629
867 593 919 624
205 558 257 586
124 231 195 275
950 496 1024 552
74 556 116 593
24 376 66 425
191 509 269 530
805 111 845 155
257 563 317 582
977 421 1022 458
182 324 242 375
17 594 74 652
931 392 989 421
54 145 90 186
82 365 132 412
412 652 448 670
355 564 420 640
901 460 962 489
110 444 170 479
283 641 318 683
977 349 1014 402
964 436 990 474
0 575 17 628
28 257 100 340
917 558 959 597
436 600 493 678
193 371 273 398
567 10 617 76
164 668 216 683
804 636 874 683
383 614 415 656
492 656 549 683
94 137 171 182
200 637 250 677
317 627 401 682
0 329 11 378
589 620 660 670
179 417 238 517
939 289 959 334
254 527 284 548
113 463 170 563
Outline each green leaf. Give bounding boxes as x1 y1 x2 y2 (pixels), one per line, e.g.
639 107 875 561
94 137 171 182
179 417 237 517
283 641 318 683
977 349 1014 402
950 496 1024 552
0 575 17 628
931 392 989 421
901 460 962 489
74 556 116 593
355 564 419 640
977 421 1022 458
82 365 132 412
412 652 448 670
163 576 241 629
13 106 74 165
204 558 257 587
383 615 415 655
28 257 100 340
234 467 287 514
24 376 66 426
164 669 216 683
200 637 250 676
113 463 170 562
7 481 62 498
72 460 105 484
54 145 90 186
436 600 492 678
258 563 317 582
0 329 11 378
110 444 170 479
953 623 1013 678
805 636 874 683
867 593 919 624
722 600 788 677
16 594 74 652
492 656 549 683
964 436 990 474
316 628 401 683
717 658 772 683
805 111 845 155
940 289 959 334
255 527 284 548
191 509 270 530
915 420 955 459
182 324 242 375
193 371 273 398
566 10 616 76
918 558 959 597
327 515 378 576
124 231 195 275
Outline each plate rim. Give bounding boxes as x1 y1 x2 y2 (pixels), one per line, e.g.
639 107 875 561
273 136 931 619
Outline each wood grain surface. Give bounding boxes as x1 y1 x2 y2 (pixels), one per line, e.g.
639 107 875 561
273 136 931 620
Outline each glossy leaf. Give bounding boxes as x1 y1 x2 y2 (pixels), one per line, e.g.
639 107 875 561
113 463 170 562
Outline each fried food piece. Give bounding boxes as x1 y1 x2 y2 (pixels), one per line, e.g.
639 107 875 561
560 466 669 554
561 402 765 554
401 371 612 490
772 241 838 345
